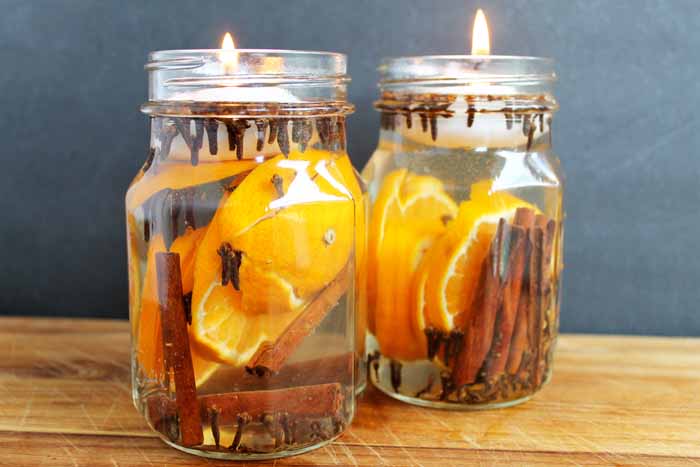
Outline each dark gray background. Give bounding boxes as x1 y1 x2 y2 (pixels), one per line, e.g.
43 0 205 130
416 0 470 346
1 0 698 335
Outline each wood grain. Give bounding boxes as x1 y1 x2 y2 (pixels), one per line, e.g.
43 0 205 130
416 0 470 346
0 317 699 466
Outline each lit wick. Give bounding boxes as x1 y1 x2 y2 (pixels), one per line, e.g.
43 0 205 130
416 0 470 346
471 9 490 56
220 32 237 74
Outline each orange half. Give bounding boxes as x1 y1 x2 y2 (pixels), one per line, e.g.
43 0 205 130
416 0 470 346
191 150 357 365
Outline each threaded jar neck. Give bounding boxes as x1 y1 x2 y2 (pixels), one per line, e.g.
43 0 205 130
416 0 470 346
143 50 353 117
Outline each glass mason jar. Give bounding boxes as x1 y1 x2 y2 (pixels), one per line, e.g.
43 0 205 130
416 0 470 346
363 56 564 409
126 49 364 459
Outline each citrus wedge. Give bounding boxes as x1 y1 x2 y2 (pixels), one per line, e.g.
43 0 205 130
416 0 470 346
127 213 142 337
420 182 536 333
136 227 217 385
191 150 357 365
368 169 458 361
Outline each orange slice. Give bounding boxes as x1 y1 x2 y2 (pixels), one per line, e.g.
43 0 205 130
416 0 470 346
127 213 142 337
136 227 217 385
135 234 167 381
368 169 458 361
126 159 257 211
420 182 536 333
191 149 357 365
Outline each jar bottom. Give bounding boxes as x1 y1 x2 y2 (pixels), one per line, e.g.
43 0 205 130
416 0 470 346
371 379 534 410
161 433 342 461
369 357 552 410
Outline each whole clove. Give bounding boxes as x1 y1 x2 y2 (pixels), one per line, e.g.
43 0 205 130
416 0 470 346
316 117 331 146
298 120 314 152
217 242 242 291
367 350 380 382
429 115 438 141
526 116 536 151
235 120 249 160
204 119 218 155
260 413 282 447
271 173 284 198
210 408 221 448
291 119 303 144
143 147 155 173
223 119 249 159
143 216 151 242
521 114 531 137
276 119 290 157
159 123 178 161
309 421 323 441
505 109 514 130
380 113 396 132
182 292 192 326
255 119 267 152
420 113 429 133
267 119 278 144
440 371 454 401
327 116 339 150
224 120 237 152
467 97 476 128
229 412 251 451
390 360 402 393
424 327 443 360
190 119 204 166
279 412 293 445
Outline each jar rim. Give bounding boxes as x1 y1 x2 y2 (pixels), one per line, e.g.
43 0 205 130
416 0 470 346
147 49 348 77
146 49 350 104
378 55 556 90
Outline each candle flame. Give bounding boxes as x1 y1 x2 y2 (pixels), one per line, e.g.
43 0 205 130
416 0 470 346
222 32 235 50
220 32 237 72
471 9 490 55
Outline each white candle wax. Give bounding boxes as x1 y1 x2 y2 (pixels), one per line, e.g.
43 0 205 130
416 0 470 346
162 84 300 162
400 94 547 149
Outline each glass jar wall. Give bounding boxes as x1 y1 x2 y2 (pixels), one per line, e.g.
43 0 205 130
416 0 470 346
127 50 363 459
363 56 564 409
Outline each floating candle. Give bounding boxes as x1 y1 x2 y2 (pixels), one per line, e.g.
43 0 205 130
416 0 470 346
395 10 549 149
164 33 300 161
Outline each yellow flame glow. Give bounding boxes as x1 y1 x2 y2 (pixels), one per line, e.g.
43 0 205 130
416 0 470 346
471 9 490 55
220 32 237 72
222 32 235 50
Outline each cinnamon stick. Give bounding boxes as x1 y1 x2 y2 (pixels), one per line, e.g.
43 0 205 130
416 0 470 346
452 219 508 387
528 225 545 387
147 383 343 428
506 286 530 375
156 252 203 447
506 208 536 375
484 224 526 379
199 352 353 394
533 215 556 386
246 261 351 375
535 215 556 300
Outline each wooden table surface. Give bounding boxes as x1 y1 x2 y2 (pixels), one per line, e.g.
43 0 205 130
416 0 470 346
0 317 699 466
